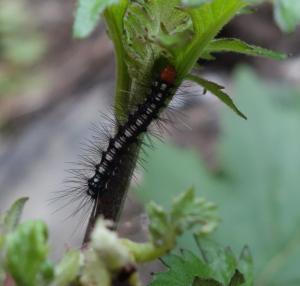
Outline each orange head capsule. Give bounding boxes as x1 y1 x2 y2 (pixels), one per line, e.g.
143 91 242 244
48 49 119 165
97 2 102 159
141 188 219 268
159 65 177 85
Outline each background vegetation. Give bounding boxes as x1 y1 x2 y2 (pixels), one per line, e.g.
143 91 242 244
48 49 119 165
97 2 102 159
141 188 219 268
0 0 300 285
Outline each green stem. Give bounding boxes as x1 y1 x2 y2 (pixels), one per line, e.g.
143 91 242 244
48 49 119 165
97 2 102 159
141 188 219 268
84 2 134 243
122 239 175 263
104 1 131 120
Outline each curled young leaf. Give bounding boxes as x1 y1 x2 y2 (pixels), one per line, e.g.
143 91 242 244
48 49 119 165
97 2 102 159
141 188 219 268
147 188 219 248
2 197 28 232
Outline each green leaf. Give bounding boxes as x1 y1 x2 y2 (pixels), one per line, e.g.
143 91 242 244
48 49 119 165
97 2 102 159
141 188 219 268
150 250 212 286
228 270 245 286
194 239 242 285
150 246 250 286
136 67 300 285
40 260 55 284
147 202 172 246
205 38 286 60
123 189 218 263
186 74 247 119
219 248 239 283
5 220 53 286
171 187 219 236
238 247 253 286
147 188 218 248
274 0 300 32
3 197 28 231
176 0 247 79
53 250 81 286
193 277 223 286
73 0 120 38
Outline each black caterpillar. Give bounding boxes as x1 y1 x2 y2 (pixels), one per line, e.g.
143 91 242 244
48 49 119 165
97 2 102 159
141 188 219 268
52 57 178 240
86 60 177 201
54 58 178 222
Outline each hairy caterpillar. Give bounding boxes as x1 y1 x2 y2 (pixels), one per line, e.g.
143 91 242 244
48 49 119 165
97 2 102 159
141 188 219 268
56 57 178 239
87 62 176 199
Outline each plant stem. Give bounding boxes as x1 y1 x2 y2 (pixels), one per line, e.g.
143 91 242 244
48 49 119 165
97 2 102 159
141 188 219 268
104 3 131 119
83 144 140 244
83 2 138 244
122 239 175 263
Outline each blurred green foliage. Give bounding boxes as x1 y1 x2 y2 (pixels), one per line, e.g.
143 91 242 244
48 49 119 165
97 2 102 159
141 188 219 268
247 0 300 33
273 0 300 32
0 199 54 286
136 67 300 286
5 221 54 286
248 0 300 32
0 0 46 98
